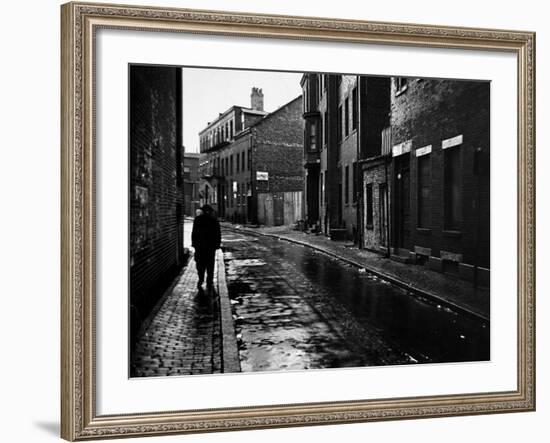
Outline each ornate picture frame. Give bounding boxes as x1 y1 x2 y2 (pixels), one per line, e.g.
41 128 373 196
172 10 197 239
61 1 535 440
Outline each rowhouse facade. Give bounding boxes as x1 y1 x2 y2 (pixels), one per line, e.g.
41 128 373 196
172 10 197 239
302 74 490 286
386 78 490 284
301 74 390 241
199 88 304 226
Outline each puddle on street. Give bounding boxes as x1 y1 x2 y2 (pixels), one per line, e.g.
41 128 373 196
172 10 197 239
223 230 490 372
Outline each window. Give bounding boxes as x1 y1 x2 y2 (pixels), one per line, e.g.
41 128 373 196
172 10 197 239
352 87 358 130
345 166 350 204
309 122 317 151
230 155 234 176
321 172 326 205
319 118 323 149
366 183 373 227
444 146 461 230
247 148 252 170
379 183 388 243
242 151 245 171
236 153 240 173
337 105 343 144
232 181 238 208
395 77 408 95
417 155 431 228
352 162 357 202
344 97 350 137
323 111 328 147
230 120 234 139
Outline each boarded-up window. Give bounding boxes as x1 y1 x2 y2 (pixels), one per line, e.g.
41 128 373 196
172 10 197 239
418 155 431 228
444 146 461 230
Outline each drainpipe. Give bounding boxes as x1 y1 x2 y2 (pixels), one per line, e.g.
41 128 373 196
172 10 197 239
384 154 391 258
356 75 363 248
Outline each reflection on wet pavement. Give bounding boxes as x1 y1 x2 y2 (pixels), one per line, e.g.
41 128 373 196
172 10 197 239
223 230 489 373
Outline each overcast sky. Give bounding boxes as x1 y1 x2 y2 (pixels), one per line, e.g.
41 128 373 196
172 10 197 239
181 67 303 153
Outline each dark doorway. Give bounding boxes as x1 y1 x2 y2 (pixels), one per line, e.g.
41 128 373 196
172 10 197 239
394 154 411 250
306 166 320 225
274 193 284 226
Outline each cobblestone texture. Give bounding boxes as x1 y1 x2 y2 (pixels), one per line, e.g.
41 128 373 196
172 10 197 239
223 229 489 372
131 258 222 377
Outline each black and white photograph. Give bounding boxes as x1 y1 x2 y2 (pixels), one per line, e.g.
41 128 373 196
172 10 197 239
129 64 490 378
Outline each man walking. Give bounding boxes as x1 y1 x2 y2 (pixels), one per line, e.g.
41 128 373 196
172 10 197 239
191 204 221 291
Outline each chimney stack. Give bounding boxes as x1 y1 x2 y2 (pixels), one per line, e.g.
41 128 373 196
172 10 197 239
251 87 264 111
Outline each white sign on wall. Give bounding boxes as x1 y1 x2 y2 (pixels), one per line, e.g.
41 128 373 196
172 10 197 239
392 139 412 157
256 171 269 181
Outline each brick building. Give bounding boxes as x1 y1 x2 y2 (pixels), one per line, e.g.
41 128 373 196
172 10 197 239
301 74 389 241
183 152 200 216
199 88 304 225
301 74 490 285
386 78 490 284
129 65 184 344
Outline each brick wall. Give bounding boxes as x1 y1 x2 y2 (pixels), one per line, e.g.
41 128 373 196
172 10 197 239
130 65 184 343
390 78 490 268
362 159 390 250
253 96 304 200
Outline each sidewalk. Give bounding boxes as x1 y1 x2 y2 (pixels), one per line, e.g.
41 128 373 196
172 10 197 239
131 254 224 377
221 222 490 321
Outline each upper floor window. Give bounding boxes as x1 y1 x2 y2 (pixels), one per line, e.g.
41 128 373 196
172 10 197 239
337 105 343 144
352 87 358 131
345 165 350 204
323 111 328 147
309 123 317 152
344 97 350 137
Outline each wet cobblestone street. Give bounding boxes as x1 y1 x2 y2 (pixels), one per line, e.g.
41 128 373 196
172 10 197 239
223 229 490 373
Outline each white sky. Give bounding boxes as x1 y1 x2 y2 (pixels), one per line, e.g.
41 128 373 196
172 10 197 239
181 67 303 153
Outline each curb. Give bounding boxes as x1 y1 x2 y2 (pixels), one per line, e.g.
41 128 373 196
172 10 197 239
224 225 489 323
215 249 241 373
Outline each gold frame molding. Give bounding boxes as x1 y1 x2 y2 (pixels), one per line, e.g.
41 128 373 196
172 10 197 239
61 2 536 440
